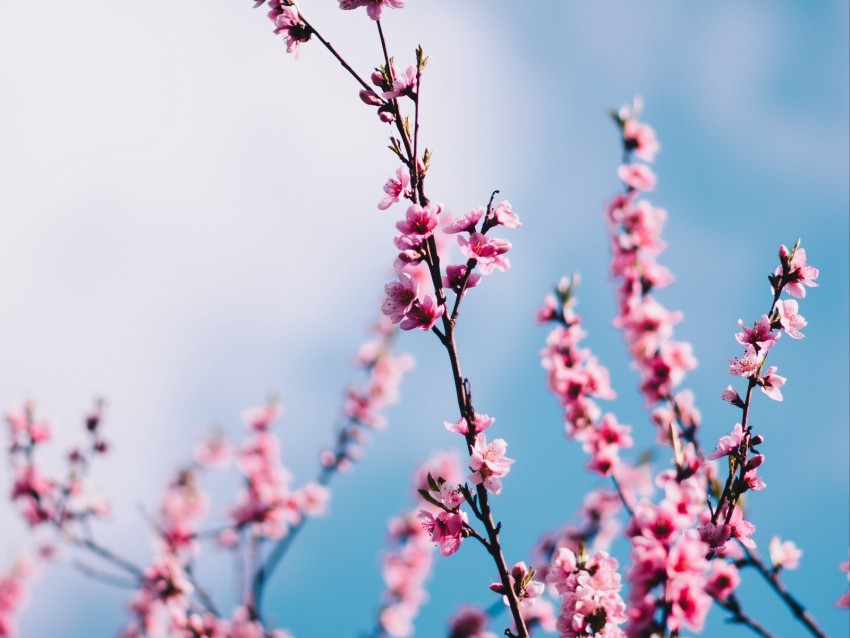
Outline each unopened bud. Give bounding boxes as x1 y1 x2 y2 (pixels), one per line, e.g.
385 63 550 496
378 105 396 123
359 89 383 106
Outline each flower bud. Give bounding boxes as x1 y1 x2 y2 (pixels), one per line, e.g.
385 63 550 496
359 89 383 106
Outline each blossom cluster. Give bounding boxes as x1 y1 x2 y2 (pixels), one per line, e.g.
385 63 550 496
0 557 34 638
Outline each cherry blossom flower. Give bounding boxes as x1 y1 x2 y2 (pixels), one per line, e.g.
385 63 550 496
623 117 660 162
384 65 417 100
759 366 786 401
442 264 481 293
339 0 405 22
775 298 807 339
468 434 514 495
769 536 802 571
399 293 444 331
618 163 657 191
706 423 744 460
729 344 763 378
705 560 740 601
396 203 441 238
266 2 312 57
447 606 495 638
443 206 484 234
383 273 420 324
492 200 522 228
736 315 780 351
489 562 544 610
418 509 467 556
443 413 494 436
777 244 819 298
379 166 412 210
457 232 511 275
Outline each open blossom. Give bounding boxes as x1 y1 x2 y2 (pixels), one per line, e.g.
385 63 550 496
468 434 514 495
339 0 404 21
623 117 660 162
618 163 657 191
379 166 411 210
759 366 786 401
384 64 417 99
383 273 419 324
728 344 763 378
769 536 802 570
706 423 744 460
736 315 780 351
266 2 311 56
492 200 522 228
396 203 441 238
775 298 807 338
443 206 484 234
777 244 819 298
444 412 495 436
418 509 467 556
399 293 444 331
442 264 481 293
457 233 511 275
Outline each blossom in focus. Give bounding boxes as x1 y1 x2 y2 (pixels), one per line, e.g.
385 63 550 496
457 233 511 275
468 434 514 495
379 166 411 210
418 509 467 556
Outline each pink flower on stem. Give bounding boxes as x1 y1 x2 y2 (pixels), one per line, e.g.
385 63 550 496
728 344 763 378
769 536 802 571
378 167 412 210
706 423 744 460
339 0 405 22
468 434 514 495
489 562 544 610
384 65 417 100
396 203 441 238
623 117 660 162
267 3 312 57
382 273 420 324
721 385 741 404
399 294 444 331
618 163 657 191
492 200 522 229
705 560 740 601
418 509 467 556
443 206 484 234
777 244 819 298
736 315 780 351
759 366 786 401
775 299 807 339
444 412 494 436
457 232 511 275
442 264 481 293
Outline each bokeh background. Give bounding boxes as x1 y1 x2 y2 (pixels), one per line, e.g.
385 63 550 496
0 1 847 636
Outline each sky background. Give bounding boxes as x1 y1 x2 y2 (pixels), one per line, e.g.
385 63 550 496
0 1 847 637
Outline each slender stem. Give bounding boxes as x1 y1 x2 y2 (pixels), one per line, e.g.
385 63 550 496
713 593 776 638
743 547 827 638
300 16 375 95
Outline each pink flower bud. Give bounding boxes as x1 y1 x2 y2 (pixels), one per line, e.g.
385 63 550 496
359 89 383 106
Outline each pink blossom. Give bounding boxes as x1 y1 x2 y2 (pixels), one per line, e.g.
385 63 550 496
339 0 404 21
468 434 514 495
736 315 780 351
489 562 544 609
775 298 807 338
721 385 741 403
396 203 441 238
492 200 522 228
399 293 444 331
457 232 511 275
418 509 467 556
382 273 420 324
769 536 802 570
443 412 494 436
447 606 495 638
729 344 763 378
706 423 744 460
393 234 426 269
443 206 484 234
379 166 412 210
777 244 819 298
442 264 481 293
759 366 786 401
267 3 312 56
837 557 850 608
618 163 657 191
706 560 740 601
623 117 660 162
384 64 417 99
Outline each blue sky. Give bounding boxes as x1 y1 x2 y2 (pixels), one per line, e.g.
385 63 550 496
0 1 847 636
